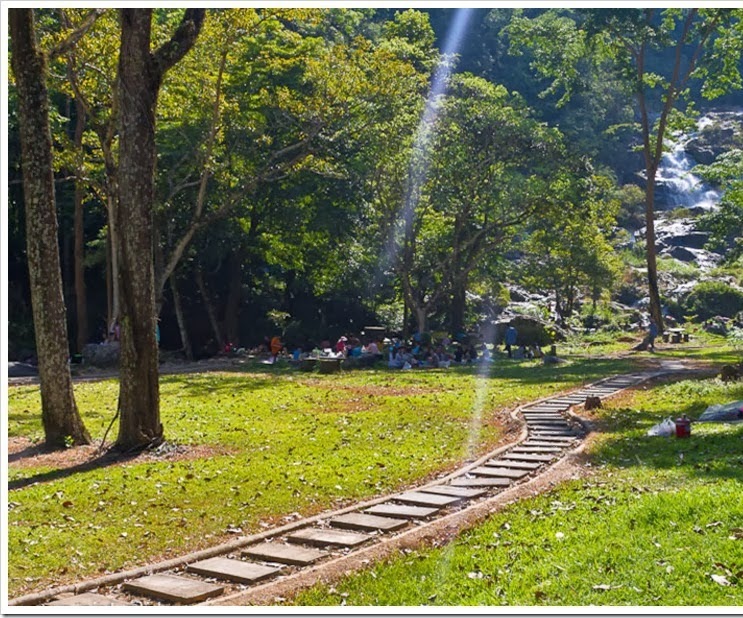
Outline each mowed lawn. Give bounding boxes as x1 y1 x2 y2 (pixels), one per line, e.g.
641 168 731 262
7 357 632 598
290 375 743 607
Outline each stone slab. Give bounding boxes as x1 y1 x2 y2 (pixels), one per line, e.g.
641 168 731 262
523 405 567 411
365 503 439 519
530 427 576 434
450 476 511 488
522 441 571 448
287 527 371 548
186 557 279 584
394 491 462 508
526 423 570 430
511 445 564 453
420 485 487 499
471 466 529 479
330 512 408 533
47 593 120 606
487 459 542 470
522 414 565 419
242 542 327 566
530 432 577 444
500 452 555 462
528 429 572 436
123 574 224 604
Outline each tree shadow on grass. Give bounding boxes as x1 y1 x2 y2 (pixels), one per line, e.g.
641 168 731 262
160 368 288 397
8 445 147 491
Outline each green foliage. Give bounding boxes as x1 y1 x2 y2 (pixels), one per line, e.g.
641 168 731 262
683 281 743 321
696 150 743 263
391 70 566 332
520 170 622 321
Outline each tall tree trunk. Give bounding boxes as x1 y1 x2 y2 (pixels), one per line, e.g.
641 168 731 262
414 305 427 335
105 231 113 335
73 97 88 352
450 280 466 335
402 294 409 340
106 194 120 328
114 8 203 450
644 174 664 333
223 248 243 345
195 267 224 350
10 8 90 448
115 8 161 450
169 273 192 361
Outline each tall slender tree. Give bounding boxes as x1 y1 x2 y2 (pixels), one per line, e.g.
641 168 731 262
114 8 204 450
9 8 94 448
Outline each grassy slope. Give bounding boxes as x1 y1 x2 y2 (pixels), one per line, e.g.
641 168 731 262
290 374 743 607
7 357 633 598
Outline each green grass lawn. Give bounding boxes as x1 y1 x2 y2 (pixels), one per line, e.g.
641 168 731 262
7 356 634 598
290 375 743 606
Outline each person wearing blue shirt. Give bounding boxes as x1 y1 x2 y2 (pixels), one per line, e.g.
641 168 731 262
504 323 518 358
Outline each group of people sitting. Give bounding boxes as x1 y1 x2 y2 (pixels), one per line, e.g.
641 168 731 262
257 325 546 369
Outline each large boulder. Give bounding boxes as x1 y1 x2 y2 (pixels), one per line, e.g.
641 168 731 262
686 112 743 166
82 342 120 368
491 315 564 346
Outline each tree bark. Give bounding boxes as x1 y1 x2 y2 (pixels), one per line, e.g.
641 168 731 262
114 8 204 450
644 174 664 331
195 267 224 350
10 8 90 448
224 248 244 345
449 280 466 335
73 97 88 352
169 273 193 361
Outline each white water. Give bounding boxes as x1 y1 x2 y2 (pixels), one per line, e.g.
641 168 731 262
655 114 726 213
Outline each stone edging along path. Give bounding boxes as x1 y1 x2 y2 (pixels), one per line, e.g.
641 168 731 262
10 364 688 607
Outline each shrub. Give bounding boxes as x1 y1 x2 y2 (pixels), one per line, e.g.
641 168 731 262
683 281 743 321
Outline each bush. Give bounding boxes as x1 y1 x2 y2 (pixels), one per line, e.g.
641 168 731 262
683 281 743 321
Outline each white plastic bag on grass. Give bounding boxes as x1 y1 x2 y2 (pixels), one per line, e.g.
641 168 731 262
647 418 676 437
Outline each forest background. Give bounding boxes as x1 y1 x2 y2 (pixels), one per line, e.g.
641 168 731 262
6 7 743 363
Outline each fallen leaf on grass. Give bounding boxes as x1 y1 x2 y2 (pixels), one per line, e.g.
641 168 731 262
728 528 743 540
711 574 731 587
592 584 623 591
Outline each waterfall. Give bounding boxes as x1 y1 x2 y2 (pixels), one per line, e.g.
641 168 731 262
654 120 721 213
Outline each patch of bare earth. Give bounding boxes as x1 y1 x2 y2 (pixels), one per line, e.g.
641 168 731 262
8 437 236 472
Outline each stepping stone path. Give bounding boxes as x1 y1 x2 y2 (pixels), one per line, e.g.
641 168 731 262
187 557 279 584
393 491 462 508
123 574 224 604
26 372 648 607
47 593 121 606
330 513 408 533
365 503 439 519
242 542 327 566
286 528 371 548
489 459 543 470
